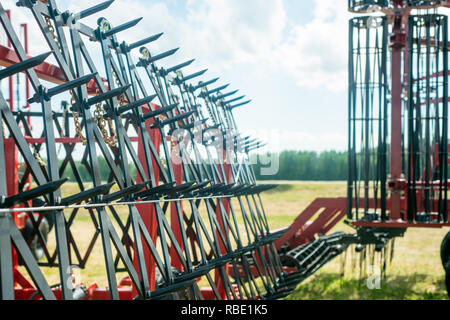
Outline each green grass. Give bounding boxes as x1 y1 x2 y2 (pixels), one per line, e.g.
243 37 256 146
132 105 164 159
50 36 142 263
262 183 448 300
23 182 450 300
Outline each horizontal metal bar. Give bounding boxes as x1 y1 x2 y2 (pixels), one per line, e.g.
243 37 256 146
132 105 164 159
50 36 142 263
0 195 233 213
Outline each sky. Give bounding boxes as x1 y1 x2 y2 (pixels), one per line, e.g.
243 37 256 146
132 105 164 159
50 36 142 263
1 0 360 153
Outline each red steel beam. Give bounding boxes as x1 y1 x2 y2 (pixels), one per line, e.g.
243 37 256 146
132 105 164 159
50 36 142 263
0 45 66 84
0 44 106 93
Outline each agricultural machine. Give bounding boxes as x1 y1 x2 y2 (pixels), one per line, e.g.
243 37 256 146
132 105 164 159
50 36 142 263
0 0 449 300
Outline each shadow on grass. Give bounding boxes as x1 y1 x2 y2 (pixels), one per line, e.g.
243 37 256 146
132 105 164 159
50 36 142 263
284 272 448 300
266 184 295 193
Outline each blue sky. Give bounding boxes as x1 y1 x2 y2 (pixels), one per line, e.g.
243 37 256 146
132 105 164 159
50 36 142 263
3 0 354 152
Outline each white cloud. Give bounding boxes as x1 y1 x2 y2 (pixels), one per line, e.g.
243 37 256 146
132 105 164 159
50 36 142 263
0 0 351 152
2 0 349 90
273 0 350 92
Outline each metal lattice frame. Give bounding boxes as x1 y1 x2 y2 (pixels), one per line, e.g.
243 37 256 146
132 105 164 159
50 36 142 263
407 14 448 223
0 0 305 300
347 0 450 227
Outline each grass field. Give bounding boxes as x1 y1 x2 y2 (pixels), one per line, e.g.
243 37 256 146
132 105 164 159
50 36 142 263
262 183 449 300
26 182 449 300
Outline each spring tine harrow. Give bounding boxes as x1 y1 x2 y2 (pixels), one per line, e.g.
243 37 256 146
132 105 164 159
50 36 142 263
139 46 265 300
181 80 298 298
0 0 310 301
115 27 237 298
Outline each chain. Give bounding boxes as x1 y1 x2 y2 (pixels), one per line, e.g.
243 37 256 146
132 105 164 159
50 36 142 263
94 102 117 147
62 102 69 135
112 71 127 107
34 151 47 167
107 117 117 144
69 91 87 146
58 102 70 154
44 16 60 49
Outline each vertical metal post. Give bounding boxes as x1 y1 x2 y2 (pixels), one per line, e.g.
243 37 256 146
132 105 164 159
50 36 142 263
389 5 406 220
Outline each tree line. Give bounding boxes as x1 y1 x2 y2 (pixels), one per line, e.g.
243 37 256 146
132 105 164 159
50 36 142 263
53 157 137 183
251 150 348 181
54 151 348 183
38 149 450 182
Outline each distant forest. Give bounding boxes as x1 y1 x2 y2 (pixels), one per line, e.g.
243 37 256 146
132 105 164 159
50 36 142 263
52 150 349 182
252 150 348 181
37 148 449 182
52 157 137 183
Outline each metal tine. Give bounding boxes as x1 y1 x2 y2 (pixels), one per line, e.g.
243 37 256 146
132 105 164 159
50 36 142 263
117 94 157 115
60 182 115 206
126 33 164 51
46 73 96 98
237 135 255 142
223 95 246 105
215 90 239 101
102 180 149 203
85 84 131 107
142 103 178 120
164 59 195 75
149 279 197 299
0 51 52 80
179 180 211 195
140 48 179 65
28 73 96 104
75 0 115 20
244 140 264 149
165 181 197 196
103 17 143 38
191 77 220 91
1 178 68 208
152 110 195 128
178 69 208 83
180 118 208 130
236 135 252 142
247 143 267 152
237 138 258 146
229 100 252 110
198 84 230 97
133 182 176 200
